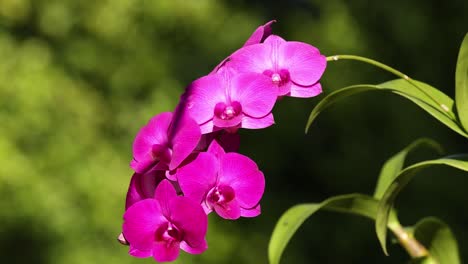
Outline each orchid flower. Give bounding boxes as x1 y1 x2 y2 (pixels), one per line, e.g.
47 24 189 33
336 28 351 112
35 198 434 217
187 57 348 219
122 180 208 262
177 141 265 219
230 35 327 98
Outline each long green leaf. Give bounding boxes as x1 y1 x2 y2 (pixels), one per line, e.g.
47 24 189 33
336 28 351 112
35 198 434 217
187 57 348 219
373 138 443 199
268 194 398 264
455 33 468 131
375 155 468 255
305 81 468 138
413 217 460 264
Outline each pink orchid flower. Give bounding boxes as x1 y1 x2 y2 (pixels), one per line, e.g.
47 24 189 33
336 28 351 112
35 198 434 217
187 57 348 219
183 67 277 134
122 180 208 262
130 111 201 174
177 141 265 219
229 35 327 98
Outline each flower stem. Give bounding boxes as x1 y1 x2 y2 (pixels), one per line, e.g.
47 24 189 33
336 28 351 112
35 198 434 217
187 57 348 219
326 55 454 120
387 221 432 260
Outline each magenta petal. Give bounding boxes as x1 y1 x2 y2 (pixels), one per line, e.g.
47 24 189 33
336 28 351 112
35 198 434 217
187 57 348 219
207 139 226 157
152 241 180 262
290 82 323 98
243 20 276 46
169 115 201 170
129 245 152 258
240 204 261 218
132 112 172 163
177 152 218 204
200 120 216 134
219 153 265 209
263 34 287 46
125 170 165 209
279 41 326 86
184 75 226 126
130 157 158 175
154 180 178 217
180 239 208 255
169 197 208 248
122 199 166 251
230 43 274 73
241 113 275 129
231 73 277 118
214 198 241 220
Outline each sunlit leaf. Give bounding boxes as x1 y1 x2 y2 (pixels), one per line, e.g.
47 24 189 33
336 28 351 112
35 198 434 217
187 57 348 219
455 33 468 131
413 217 460 264
375 155 468 255
268 194 398 264
373 138 443 199
305 81 468 138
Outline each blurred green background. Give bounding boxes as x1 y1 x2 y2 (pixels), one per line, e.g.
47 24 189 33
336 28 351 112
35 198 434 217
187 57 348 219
1 0 467 263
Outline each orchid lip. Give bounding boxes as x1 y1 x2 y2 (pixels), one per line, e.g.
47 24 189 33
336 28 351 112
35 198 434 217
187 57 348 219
206 185 236 208
155 222 184 245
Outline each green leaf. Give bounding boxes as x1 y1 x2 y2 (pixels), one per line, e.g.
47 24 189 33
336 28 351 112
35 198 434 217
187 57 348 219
413 217 460 264
373 138 443 199
268 194 398 264
455 33 468 131
305 80 468 138
375 155 468 255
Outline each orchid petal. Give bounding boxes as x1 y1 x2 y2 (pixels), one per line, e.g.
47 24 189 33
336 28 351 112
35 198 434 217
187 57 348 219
129 245 152 258
169 115 201 170
125 170 165 209
154 180 178 218
219 153 265 209
180 239 208 255
279 41 326 86
241 113 275 129
231 73 277 118
132 112 172 164
230 43 274 73
244 20 276 46
184 75 226 126
290 82 323 98
152 241 180 262
122 199 166 251
178 152 218 204
169 197 208 248
240 204 261 218
207 139 226 157
214 198 241 220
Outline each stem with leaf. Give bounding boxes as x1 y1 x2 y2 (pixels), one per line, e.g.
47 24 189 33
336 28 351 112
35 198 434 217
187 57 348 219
326 55 455 121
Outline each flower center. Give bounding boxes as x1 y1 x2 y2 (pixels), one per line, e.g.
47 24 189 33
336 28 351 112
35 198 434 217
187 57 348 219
206 185 235 207
151 144 172 163
263 69 290 87
271 73 281 84
155 222 183 245
214 101 242 120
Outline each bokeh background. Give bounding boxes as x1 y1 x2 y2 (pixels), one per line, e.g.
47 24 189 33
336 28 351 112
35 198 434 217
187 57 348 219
1 0 467 263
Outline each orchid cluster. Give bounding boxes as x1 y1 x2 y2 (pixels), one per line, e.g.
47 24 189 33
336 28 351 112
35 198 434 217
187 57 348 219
119 20 327 262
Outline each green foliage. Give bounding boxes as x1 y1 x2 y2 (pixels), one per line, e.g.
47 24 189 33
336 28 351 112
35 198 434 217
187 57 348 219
268 194 398 264
455 33 468 131
306 80 468 138
373 138 443 199
413 217 460 264
375 155 468 255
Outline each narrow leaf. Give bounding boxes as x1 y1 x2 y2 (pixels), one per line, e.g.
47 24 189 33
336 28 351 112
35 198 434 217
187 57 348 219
375 155 468 255
373 138 443 199
413 217 460 264
455 33 468 131
305 81 468 138
268 194 398 264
